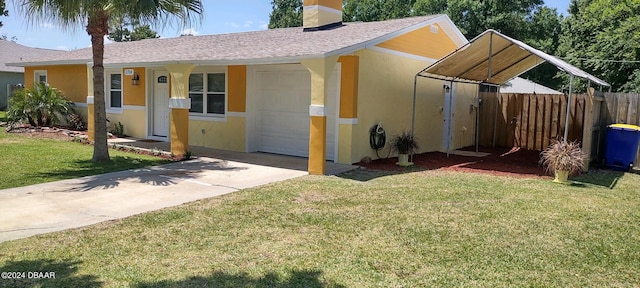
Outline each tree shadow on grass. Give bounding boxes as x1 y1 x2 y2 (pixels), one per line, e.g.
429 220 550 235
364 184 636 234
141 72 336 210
0 259 101 288
29 157 248 192
134 269 344 288
338 166 428 182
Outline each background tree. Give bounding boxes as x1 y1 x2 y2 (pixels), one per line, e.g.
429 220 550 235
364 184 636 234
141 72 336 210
1 0 8 39
558 0 640 92
0 0 7 27
14 0 203 162
268 0 302 29
108 18 159 42
343 0 414 22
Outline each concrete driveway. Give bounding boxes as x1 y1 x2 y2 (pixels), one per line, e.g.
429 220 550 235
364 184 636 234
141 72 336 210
0 157 322 243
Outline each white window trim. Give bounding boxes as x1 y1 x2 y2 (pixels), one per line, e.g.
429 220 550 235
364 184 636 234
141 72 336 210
34 70 48 84
105 69 123 113
188 67 228 119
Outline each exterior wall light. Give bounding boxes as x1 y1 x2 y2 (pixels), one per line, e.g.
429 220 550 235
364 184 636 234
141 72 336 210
132 73 140 86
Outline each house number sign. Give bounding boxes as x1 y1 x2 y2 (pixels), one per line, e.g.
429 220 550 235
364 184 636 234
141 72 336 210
157 76 168 83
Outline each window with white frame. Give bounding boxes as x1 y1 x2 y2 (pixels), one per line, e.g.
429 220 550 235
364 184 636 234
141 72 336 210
107 72 122 109
189 73 226 116
34 70 47 83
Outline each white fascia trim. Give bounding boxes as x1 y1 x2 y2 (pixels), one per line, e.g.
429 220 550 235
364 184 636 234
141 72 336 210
438 16 470 47
303 5 342 15
75 102 88 108
339 118 359 125
367 46 439 63
310 105 325 117
124 105 145 111
227 112 247 117
7 59 91 67
86 96 94 104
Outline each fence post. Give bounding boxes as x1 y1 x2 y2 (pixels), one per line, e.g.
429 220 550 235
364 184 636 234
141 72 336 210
581 88 595 171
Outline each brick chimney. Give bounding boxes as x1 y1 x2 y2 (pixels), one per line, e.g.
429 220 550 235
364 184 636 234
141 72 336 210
303 0 343 31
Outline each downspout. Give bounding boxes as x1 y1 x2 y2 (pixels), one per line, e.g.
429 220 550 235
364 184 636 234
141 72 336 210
563 74 575 142
411 73 418 162
475 85 480 152
493 86 500 147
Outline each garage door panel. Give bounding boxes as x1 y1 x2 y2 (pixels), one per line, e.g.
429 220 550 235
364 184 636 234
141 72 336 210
255 66 337 161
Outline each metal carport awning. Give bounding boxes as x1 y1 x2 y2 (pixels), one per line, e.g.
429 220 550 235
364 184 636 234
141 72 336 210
410 29 610 149
416 29 609 87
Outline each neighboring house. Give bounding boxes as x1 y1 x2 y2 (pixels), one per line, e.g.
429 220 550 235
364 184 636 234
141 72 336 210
10 0 479 174
0 40 63 109
500 77 563 95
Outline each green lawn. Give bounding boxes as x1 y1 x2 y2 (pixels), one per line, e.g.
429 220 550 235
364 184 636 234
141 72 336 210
0 130 169 189
0 111 6 122
1 168 638 287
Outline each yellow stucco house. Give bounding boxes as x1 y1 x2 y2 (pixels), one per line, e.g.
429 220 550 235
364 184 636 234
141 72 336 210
12 0 480 175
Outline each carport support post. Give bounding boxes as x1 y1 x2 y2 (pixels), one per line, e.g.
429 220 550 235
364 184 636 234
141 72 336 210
302 56 339 175
165 64 195 157
563 75 575 142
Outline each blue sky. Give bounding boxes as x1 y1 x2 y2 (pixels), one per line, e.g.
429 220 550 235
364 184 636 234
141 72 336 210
0 1 570 50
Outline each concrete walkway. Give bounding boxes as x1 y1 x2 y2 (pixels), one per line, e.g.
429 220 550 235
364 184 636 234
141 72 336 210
0 143 356 243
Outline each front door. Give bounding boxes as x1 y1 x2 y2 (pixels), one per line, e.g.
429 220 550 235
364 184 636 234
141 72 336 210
153 71 170 137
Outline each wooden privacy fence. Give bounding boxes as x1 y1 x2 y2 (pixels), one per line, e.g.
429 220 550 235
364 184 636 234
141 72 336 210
478 92 588 150
478 91 640 167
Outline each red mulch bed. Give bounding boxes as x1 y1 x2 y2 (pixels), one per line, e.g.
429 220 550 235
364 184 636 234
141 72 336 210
358 146 550 179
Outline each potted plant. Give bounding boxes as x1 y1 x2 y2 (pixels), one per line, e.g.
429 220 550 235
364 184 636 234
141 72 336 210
391 130 419 166
539 139 586 184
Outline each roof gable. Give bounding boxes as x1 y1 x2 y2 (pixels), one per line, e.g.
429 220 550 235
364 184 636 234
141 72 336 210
375 23 460 62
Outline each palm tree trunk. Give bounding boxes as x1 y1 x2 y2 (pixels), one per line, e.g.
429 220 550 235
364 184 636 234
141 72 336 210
88 12 111 163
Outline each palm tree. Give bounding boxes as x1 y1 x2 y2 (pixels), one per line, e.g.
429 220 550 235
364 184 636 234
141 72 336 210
13 0 203 162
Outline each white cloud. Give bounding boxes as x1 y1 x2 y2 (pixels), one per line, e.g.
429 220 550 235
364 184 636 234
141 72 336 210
224 22 240 29
244 21 254 28
259 22 268 30
41 22 54 28
181 28 200 36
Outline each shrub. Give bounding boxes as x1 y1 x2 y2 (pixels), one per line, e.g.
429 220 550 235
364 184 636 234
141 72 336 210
7 82 74 127
110 121 126 138
67 112 86 131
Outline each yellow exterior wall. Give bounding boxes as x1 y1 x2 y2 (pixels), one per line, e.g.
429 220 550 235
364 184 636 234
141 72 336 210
228 65 247 112
123 67 146 106
189 117 246 152
105 110 147 138
341 48 477 164
24 65 88 103
376 24 458 60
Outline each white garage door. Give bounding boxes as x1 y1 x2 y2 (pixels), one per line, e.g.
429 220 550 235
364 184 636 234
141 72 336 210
255 65 338 161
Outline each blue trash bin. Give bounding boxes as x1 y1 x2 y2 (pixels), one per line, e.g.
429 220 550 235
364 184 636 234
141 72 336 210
605 124 640 171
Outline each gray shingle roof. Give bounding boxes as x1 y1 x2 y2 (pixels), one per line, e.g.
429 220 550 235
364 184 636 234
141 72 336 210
10 15 441 66
0 40 64 72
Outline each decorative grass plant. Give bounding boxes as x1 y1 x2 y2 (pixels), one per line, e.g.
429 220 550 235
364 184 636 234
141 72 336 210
539 139 586 183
